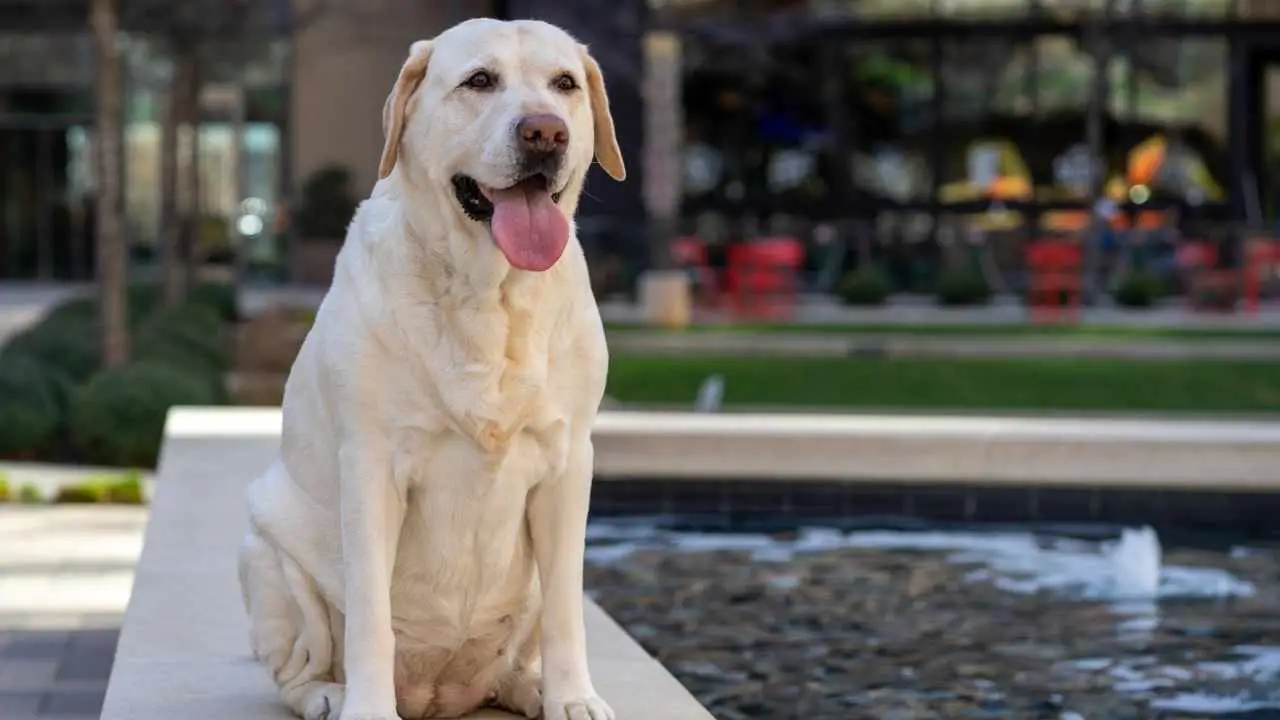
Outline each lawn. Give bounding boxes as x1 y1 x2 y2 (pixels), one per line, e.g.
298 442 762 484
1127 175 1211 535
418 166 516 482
604 321 1280 342
606 355 1280 414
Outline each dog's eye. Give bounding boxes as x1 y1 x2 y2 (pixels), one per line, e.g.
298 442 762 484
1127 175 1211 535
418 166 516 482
552 73 578 92
461 70 496 91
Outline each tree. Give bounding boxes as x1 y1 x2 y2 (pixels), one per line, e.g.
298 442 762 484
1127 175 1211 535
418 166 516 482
128 0 334 307
90 0 129 367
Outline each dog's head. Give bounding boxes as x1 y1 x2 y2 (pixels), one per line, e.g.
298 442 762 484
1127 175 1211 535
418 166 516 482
378 19 625 272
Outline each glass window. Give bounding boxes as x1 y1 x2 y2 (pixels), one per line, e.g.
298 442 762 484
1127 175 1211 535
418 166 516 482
843 39 934 205
938 38 1036 209
680 35 830 218
1111 38 1229 208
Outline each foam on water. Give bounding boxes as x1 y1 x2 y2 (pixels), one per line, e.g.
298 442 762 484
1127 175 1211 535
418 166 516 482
1060 646 1280 715
586 522 1256 601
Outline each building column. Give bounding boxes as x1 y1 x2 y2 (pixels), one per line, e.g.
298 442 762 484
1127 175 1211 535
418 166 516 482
502 0 647 225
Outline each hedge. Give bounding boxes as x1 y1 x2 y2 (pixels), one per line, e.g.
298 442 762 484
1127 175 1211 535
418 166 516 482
0 353 66 458
69 362 220 468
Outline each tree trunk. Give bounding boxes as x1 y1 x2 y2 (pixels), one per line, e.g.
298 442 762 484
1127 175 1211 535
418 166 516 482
179 52 203 291
91 0 128 368
160 48 195 307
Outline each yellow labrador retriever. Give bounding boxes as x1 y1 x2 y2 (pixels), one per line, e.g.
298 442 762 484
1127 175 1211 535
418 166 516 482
238 18 624 720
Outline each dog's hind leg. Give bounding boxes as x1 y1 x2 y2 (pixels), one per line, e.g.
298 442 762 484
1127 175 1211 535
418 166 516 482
240 529 346 720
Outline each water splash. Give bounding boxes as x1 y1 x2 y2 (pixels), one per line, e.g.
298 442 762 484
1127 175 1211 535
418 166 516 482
1108 526 1162 599
586 522 1255 601
694 374 724 413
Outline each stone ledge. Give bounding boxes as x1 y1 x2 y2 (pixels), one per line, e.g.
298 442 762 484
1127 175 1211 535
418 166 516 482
100 416 713 720
167 407 1280 490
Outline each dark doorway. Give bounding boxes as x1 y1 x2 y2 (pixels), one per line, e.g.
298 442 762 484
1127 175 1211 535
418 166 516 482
0 119 93 280
1243 46 1280 231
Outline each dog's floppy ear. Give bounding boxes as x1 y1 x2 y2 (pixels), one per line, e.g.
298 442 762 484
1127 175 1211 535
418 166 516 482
379 40 433 180
579 47 626 182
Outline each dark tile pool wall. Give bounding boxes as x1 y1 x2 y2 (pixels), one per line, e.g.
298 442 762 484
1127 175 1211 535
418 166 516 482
589 477 1280 542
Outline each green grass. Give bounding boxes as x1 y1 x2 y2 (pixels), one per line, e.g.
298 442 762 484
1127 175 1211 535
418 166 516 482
604 322 1280 342
606 356 1280 413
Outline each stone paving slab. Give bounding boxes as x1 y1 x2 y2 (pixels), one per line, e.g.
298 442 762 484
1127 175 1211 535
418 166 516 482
0 506 148 719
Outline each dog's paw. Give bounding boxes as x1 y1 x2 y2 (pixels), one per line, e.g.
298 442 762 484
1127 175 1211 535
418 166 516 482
301 683 344 720
542 693 615 720
494 671 542 718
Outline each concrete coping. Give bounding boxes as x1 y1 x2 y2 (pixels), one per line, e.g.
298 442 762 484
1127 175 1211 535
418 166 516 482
165 406 1280 490
100 409 714 720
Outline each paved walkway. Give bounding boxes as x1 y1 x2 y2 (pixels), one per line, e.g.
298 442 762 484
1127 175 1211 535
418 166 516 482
0 506 148 720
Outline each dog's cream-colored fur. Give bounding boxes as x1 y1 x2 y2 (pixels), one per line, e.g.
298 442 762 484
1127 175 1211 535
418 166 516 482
238 19 625 720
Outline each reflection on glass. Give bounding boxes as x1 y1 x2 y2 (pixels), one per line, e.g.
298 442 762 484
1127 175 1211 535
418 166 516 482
845 40 933 203
1112 39 1228 206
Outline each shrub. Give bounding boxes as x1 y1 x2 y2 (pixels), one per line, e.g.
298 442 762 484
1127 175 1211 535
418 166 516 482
52 472 145 505
935 267 993 307
54 482 110 504
106 471 146 504
70 362 219 468
1 318 100 384
1113 270 1163 309
0 474 9 502
133 302 229 397
838 265 893 306
18 484 42 504
0 354 64 458
187 281 239 322
297 164 359 240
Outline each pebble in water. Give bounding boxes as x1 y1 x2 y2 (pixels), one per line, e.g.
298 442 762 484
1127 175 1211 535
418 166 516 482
585 531 1280 720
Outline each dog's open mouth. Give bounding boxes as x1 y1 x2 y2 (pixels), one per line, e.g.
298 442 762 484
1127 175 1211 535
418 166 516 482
451 174 563 223
451 174 569 272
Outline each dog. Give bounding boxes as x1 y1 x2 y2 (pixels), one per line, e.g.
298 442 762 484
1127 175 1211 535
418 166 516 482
238 18 625 720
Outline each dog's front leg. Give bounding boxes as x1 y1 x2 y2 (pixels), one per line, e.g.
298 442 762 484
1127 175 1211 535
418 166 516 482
527 434 614 720
337 439 405 720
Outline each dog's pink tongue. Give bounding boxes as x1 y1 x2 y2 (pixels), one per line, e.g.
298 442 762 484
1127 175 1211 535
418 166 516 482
488 184 569 272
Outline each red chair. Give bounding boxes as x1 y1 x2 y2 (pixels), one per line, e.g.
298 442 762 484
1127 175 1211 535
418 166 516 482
1176 239 1222 310
1025 239 1083 323
1243 237 1280 314
671 235 722 309
724 236 805 319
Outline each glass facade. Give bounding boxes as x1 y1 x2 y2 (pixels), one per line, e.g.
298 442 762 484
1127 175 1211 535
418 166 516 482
656 0 1277 292
0 27 291 280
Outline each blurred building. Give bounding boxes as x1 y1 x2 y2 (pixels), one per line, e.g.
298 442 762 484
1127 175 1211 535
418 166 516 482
0 0 646 282
1 0 1278 288
658 0 1280 291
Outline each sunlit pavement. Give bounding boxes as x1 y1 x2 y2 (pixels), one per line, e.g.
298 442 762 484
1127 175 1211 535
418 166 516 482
0 506 148 720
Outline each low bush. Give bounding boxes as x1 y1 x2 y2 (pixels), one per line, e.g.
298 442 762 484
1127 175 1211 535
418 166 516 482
935 267 993 307
133 302 229 396
52 472 144 505
1113 270 1163 309
69 362 219 468
1 318 100 385
0 354 64 459
187 281 239 322
838 265 894 306
18 484 42 504
53 482 110 504
0 475 9 502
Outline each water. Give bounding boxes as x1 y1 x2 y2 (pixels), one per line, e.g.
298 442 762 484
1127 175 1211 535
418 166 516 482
585 520 1280 718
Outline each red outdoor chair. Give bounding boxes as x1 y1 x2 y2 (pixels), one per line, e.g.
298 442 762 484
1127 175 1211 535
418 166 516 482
724 236 806 320
1243 237 1280 314
671 235 722 309
1176 239 1224 311
1025 238 1083 323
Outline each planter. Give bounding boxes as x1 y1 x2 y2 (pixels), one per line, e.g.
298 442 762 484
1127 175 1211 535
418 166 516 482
1190 271 1240 312
290 237 343 287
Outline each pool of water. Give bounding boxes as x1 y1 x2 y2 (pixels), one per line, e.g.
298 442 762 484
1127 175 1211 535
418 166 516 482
583 520 1280 719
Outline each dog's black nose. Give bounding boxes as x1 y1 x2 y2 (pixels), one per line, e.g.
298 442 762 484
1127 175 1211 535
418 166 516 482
517 114 569 156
